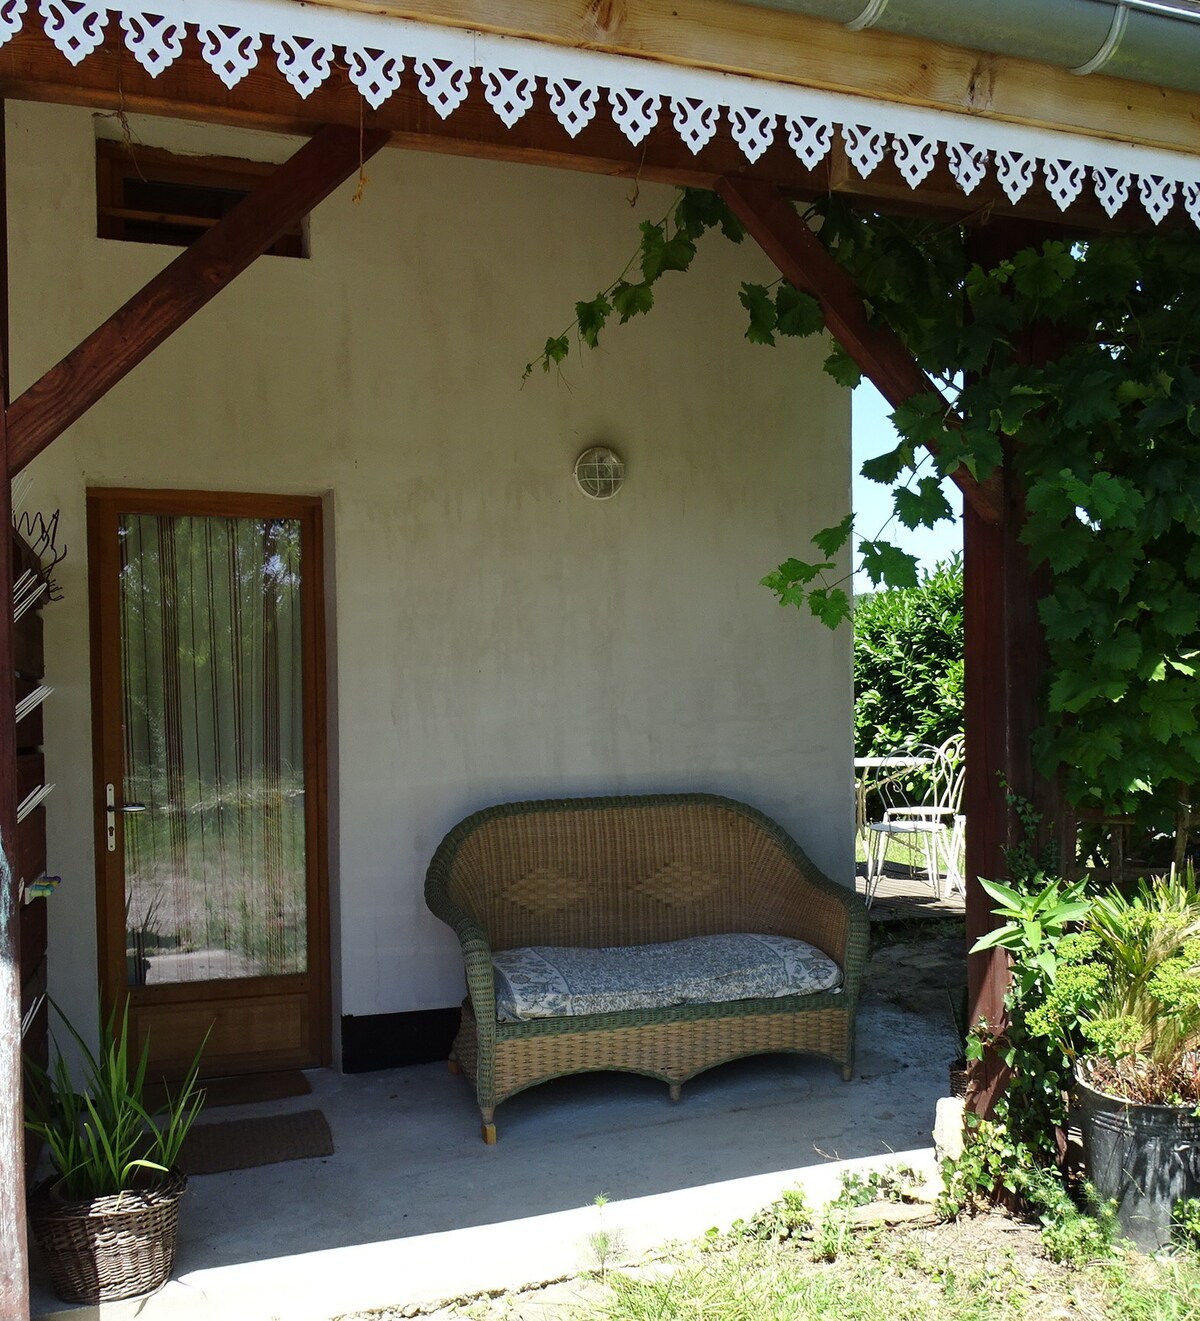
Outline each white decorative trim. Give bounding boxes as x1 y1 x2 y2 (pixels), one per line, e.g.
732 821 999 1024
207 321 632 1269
947 143 988 195
120 11 185 75
8 0 1200 230
274 33 334 98
1043 159 1087 211
786 116 833 170
609 88 659 146
548 77 599 138
893 133 938 187
197 23 261 89
1185 182 1200 228
484 67 535 129
1138 174 1176 225
842 123 887 177
671 97 720 154
729 106 775 164
40 0 107 66
995 151 1037 204
347 47 402 111
0 0 25 45
1092 166 1132 218
415 58 470 119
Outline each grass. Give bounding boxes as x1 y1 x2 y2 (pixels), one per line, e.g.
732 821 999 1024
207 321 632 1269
580 1227 1200 1321
855 829 964 879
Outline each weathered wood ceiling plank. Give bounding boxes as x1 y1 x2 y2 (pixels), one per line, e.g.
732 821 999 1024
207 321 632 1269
310 0 1200 158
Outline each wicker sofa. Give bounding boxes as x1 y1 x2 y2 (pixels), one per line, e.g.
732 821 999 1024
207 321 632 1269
425 794 868 1142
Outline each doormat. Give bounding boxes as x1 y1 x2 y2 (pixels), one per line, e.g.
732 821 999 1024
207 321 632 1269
179 1108 334 1176
147 1070 312 1112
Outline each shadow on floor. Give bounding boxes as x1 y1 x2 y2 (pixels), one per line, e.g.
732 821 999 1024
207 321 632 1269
159 988 955 1274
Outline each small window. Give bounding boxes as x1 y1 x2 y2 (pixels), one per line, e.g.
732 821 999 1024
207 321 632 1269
96 141 308 258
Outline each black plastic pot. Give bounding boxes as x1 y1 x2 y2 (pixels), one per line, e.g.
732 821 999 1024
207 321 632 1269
1076 1065 1200 1252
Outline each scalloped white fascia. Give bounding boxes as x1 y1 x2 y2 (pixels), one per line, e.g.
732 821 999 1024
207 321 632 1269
11 0 1200 229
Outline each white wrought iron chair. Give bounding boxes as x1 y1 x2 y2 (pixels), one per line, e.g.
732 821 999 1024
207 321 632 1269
862 735 965 908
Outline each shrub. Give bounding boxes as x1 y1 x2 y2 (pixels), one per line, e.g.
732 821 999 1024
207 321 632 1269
854 554 963 762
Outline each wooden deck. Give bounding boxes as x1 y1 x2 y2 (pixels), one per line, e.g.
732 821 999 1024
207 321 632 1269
854 863 966 924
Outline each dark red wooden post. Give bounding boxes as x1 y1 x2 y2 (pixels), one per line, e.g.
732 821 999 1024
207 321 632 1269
0 97 31 1321
962 495 1012 1112
961 226 1073 1116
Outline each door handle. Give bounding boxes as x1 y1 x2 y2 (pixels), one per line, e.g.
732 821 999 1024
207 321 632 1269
105 786 146 852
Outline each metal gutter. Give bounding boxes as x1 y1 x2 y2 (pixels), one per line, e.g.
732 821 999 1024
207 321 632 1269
730 0 1200 93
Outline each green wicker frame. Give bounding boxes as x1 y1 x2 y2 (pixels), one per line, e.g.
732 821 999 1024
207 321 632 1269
425 793 869 1141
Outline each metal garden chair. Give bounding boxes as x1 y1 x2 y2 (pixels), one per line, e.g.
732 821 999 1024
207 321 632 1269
862 735 965 908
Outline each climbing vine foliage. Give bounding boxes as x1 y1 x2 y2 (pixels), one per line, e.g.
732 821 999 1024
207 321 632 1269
531 188 1200 826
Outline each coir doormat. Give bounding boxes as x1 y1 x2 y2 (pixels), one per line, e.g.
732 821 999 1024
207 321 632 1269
179 1108 334 1176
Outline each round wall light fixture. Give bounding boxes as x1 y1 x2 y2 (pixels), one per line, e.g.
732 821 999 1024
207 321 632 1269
574 446 625 500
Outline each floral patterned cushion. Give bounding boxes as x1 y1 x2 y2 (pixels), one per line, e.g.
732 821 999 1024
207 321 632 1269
491 933 842 1023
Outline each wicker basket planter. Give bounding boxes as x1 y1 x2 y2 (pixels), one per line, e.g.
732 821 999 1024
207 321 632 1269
28 1169 187 1303
948 1059 970 1098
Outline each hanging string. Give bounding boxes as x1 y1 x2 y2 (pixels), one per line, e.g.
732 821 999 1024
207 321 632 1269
353 98 371 205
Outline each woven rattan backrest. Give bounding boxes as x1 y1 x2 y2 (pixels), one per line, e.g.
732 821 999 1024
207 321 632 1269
438 797 814 951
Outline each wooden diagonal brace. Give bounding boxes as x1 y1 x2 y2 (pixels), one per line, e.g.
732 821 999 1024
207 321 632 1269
7 124 390 474
716 177 1003 526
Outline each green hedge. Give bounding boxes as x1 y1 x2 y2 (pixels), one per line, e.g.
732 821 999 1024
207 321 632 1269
854 554 963 760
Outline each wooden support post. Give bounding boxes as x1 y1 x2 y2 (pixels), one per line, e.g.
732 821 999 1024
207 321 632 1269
962 490 1012 1114
961 224 1073 1117
963 453 1066 1115
714 176 1003 526
714 183 1070 1115
6 123 389 474
0 98 30 1321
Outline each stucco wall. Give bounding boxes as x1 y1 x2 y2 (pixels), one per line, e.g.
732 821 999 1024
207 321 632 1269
8 101 852 1044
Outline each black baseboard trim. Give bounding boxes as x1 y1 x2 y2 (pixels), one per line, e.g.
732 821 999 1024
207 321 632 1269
341 1007 461 1073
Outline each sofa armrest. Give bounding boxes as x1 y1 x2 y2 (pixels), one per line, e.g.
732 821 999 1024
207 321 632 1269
425 869 498 1032
751 849 870 1005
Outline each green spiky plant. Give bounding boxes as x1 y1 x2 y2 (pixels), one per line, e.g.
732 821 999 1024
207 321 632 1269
1024 868 1200 1105
25 999 207 1202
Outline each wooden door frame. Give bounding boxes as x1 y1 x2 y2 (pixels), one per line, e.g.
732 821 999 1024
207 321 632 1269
86 486 331 1074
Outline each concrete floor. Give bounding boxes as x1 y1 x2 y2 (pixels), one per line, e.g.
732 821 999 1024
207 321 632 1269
31 943 960 1321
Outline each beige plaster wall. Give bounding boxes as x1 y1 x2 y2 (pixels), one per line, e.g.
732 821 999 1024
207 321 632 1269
8 101 852 1040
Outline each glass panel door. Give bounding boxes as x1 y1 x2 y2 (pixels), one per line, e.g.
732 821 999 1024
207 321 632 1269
90 490 329 1079
119 514 307 987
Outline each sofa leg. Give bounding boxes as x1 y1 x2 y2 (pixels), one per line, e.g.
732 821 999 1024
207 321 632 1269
448 1056 463 1075
668 1083 681 1102
841 1063 854 1082
481 1108 498 1144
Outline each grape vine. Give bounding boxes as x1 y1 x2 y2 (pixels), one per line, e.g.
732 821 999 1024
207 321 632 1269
531 188 1200 830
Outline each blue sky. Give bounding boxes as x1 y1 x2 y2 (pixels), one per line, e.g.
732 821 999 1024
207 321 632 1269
851 381 961 595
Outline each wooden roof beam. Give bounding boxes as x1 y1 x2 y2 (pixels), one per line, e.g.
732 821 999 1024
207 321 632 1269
6 124 389 474
716 175 1004 526
315 0 1200 161
0 30 1175 238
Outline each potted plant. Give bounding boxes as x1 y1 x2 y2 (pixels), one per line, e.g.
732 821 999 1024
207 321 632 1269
1028 870 1200 1251
24 1000 206 1303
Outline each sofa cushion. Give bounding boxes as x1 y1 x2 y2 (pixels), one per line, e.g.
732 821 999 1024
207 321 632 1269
492 933 842 1023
